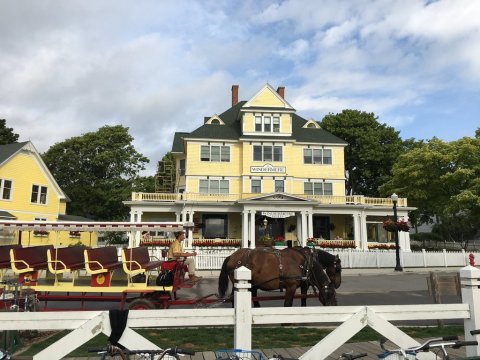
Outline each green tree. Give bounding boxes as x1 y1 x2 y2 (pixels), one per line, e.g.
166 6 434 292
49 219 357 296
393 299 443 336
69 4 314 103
0 119 19 144
320 110 405 196
380 131 480 248
43 125 149 220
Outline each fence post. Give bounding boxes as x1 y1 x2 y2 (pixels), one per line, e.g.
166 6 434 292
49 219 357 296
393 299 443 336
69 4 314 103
234 266 252 351
460 265 480 357
422 249 427 267
443 249 448 267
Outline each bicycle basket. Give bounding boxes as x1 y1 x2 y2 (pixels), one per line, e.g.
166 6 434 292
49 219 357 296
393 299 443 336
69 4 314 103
215 349 266 360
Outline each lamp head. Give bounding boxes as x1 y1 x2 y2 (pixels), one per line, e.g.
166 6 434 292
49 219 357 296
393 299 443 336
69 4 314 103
391 193 398 203
263 217 268 226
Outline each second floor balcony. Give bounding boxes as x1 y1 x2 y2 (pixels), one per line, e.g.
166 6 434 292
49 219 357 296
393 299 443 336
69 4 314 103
131 192 408 207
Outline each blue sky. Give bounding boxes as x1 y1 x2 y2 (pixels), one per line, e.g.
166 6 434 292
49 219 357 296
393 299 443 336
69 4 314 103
1 0 479 174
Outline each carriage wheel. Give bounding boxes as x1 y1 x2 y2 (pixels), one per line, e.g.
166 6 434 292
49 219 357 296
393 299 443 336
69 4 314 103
128 298 156 310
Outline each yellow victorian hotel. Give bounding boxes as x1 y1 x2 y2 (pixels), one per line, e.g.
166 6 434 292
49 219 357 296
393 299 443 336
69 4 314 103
126 84 412 250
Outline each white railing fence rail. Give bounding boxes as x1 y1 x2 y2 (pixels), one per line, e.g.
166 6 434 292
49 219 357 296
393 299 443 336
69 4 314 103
140 247 475 270
1 266 480 360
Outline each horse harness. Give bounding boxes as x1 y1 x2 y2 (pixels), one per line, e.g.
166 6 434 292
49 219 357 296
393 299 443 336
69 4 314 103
232 247 316 290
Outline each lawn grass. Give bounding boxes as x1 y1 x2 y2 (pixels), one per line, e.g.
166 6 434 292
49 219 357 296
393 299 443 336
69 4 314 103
16 325 465 357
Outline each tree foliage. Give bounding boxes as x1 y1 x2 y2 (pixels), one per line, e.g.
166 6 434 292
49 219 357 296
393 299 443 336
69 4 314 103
379 131 480 247
42 125 149 220
320 110 405 196
0 119 19 144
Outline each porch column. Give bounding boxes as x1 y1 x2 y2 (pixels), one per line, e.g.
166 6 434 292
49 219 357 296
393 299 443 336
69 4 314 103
360 211 368 250
300 211 307 247
296 213 301 246
135 211 143 247
186 211 194 248
353 213 361 249
249 211 256 249
175 212 181 222
129 211 135 247
399 216 411 251
242 211 249 248
307 212 313 239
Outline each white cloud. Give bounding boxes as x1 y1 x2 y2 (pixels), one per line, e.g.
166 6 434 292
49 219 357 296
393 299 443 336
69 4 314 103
1 0 479 175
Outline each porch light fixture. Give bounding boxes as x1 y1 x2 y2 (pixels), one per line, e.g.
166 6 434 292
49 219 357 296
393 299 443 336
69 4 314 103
391 193 403 272
263 217 268 227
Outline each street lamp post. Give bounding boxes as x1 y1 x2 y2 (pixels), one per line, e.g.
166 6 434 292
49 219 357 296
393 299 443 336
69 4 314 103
391 193 403 271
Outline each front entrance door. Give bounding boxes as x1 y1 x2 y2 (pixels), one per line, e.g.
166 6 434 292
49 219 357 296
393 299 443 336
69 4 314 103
255 216 285 243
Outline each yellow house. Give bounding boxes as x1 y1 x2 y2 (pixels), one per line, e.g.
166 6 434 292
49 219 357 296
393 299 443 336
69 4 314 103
0 141 95 246
125 84 413 250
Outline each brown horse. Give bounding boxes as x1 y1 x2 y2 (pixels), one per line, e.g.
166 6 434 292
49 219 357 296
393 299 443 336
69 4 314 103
218 247 341 307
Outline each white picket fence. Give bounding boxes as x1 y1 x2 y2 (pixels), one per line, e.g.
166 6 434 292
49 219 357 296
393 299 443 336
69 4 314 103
2 266 480 360
144 247 474 270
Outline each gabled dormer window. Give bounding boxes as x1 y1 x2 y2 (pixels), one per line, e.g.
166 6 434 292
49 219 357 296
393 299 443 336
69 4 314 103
205 115 225 125
255 114 280 133
303 119 320 129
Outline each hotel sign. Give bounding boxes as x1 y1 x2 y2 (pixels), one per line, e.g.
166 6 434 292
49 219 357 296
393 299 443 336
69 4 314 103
261 211 295 218
251 164 286 173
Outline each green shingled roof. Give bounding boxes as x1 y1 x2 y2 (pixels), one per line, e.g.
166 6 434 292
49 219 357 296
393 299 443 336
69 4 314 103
171 101 346 153
0 142 28 165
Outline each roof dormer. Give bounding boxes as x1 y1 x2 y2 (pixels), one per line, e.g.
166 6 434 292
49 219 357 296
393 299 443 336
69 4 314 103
303 119 321 129
205 115 225 125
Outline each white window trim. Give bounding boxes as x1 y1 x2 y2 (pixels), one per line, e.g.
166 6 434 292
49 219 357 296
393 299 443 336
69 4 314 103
31 184 48 205
252 144 283 162
200 144 231 162
303 181 334 196
303 147 333 165
0 178 13 201
254 113 281 133
251 179 262 193
199 178 230 194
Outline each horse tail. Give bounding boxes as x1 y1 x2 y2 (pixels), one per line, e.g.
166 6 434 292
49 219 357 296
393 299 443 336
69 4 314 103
218 255 231 298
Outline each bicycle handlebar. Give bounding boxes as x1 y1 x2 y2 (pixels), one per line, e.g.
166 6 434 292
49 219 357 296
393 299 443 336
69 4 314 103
471 329 480 335
452 341 478 349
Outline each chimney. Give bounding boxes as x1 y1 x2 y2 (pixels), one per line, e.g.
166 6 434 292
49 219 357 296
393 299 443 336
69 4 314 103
231 85 239 106
276 86 285 99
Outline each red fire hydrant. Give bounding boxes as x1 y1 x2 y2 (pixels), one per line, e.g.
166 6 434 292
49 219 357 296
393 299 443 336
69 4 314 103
469 253 475 266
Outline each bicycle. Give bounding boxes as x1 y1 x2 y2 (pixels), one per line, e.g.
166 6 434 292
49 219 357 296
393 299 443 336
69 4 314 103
215 349 266 360
378 335 478 360
88 344 196 360
0 280 39 312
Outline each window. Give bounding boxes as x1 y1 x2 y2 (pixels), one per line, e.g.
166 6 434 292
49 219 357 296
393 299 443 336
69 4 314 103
251 179 261 193
303 148 332 164
275 180 284 193
253 145 283 162
199 179 229 194
179 159 185 176
304 182 333 195
31 185 47 204
254 114 280 133
203 214 228 238
0 179 12 200
200 145 230 162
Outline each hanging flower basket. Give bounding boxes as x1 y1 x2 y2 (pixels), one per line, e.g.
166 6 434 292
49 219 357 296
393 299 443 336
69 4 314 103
383 218 410 232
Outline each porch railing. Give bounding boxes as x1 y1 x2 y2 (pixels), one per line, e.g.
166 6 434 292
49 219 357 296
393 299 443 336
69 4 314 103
131 192 408 207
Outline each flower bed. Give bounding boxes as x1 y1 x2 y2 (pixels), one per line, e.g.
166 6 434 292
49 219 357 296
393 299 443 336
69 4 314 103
368 243 398 250
317 240 356 249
